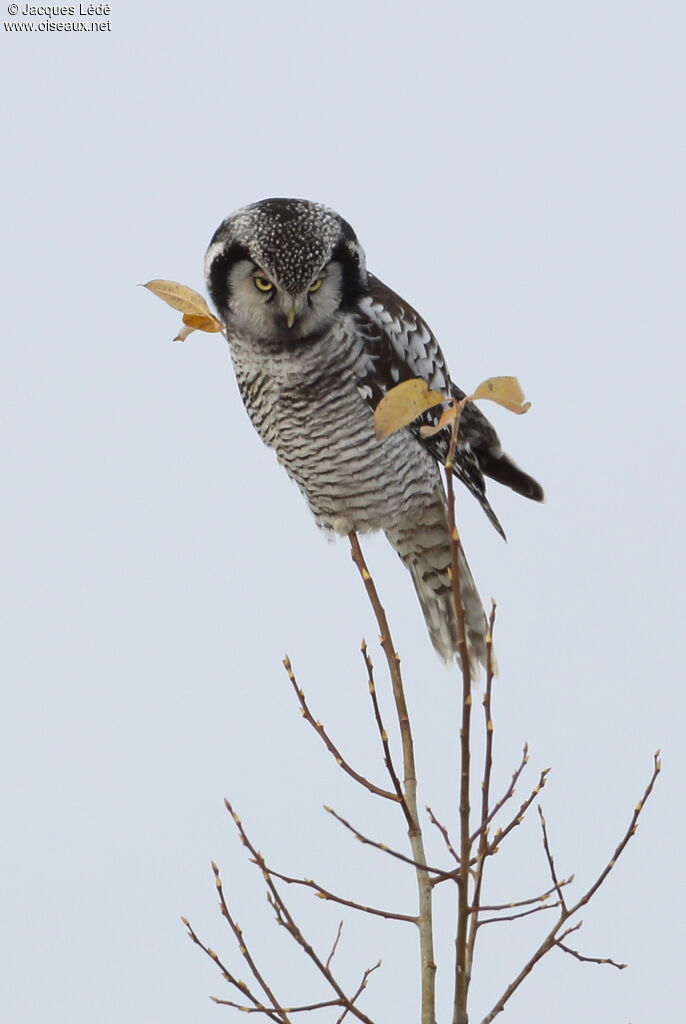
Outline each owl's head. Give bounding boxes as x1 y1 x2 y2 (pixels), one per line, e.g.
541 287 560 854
205 198 367 341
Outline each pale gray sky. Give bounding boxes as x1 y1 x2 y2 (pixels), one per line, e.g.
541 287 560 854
2 2 684 1021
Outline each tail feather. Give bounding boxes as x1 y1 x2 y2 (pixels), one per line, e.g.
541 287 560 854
455 390 544 504
385 515 491 675
477 448 544 502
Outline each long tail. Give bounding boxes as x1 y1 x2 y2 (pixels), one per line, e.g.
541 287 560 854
385 510 490 675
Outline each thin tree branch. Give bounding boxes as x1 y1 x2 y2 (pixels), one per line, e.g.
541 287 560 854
335 962 382 1024
556 921 583 941
325 805 448 876
426 806 461 866
469 744 529 846
564 751 661 918
477 901 560 926
466 602 498 970
346 534 417 832
348 532 436 1024
210 860 291 1018
210 860 291 1019
555 943 626 970
480 768 550 861
325 922 344 972
182 914 287 1024
480 752 661 1023
538 806 568 912
210 997 343 1014
360 641 413 828
283 655 398 802
261 865 416 924
470 877 573 914
444 453 474 1024
224 799 378 1024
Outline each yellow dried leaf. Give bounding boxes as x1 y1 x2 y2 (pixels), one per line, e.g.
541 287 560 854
468 376 531 414
374 379 448 440
182 312 224 333
142 279 213 318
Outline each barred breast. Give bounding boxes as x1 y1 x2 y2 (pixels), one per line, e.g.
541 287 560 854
227 321 489 672
228 322 441 533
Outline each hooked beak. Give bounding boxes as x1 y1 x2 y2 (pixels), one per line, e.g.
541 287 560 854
280 293 300 329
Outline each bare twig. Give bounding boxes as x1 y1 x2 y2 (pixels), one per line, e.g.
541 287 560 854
325 922 344 972
325 805 448 876
480 602 497 838
465 602 498 972
477 901 560 926
480 768 550 861
182 914 287 1024
444 413 474 1024
347 534 417 830
470 877 573 914
481 752 661 1022
210 997 342 1014
469 744 529 845
210 860 289 1019
426 806 461 866
538 806 568 912
348 532 436 1024
224 799 378 1024
556 942 626 970
261 864 416 924
555 921 583 942
564 751 661 916
283 655 398 802
360 642 412 827
335 962 382 1024
430 763 553 886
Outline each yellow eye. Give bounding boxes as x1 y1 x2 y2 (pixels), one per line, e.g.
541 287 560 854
253 276 273 292
309 278 323 292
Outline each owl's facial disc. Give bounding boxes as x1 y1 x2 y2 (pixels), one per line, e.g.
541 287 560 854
249 269 298 327
223 258 344 340
205 198 368 343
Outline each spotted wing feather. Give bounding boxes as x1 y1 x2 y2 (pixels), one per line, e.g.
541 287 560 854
353 274 530 539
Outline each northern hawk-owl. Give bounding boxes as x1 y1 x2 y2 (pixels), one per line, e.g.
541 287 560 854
205 198 543 672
